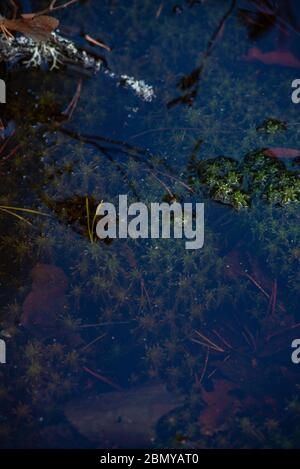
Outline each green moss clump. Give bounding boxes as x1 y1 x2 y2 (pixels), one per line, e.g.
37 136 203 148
256 118 287 134
196 150 299 209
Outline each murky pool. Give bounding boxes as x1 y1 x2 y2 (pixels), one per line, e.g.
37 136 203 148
0 0 300 449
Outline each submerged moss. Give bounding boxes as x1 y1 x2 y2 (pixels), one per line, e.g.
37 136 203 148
1 0 300 451
196 150 300 209
256 118 287 134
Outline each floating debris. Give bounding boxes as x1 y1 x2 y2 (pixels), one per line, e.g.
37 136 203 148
119 74 156 102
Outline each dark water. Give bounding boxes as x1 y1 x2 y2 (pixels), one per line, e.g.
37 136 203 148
0 0 300 449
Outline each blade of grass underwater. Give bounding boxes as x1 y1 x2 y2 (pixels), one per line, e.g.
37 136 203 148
0 207 33 225
91 199 103 243
0 205 49 225
81 333 106 352
85 196 93 243
0 205 49 216
194 329 225 352
190 338 224 353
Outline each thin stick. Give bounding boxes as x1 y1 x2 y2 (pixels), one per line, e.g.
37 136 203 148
149 170 174 198
32 0 79 16
139 276 152 312
244 273 285 313
155 169 195 193
62 78 82 120
1 144 20 163
9 0 18 19
86 196 92 243
212 329 233 350
84 34 112 52
0 207 32 225
0 135 15 155
242 331 252 349
194 329 225 353
244 272 270 299
156 3 164 19
199 346 209 384
79 321 132 328
208 354 230 379
130 127 201 140
191 338 221 352
271 279 277 316
0 135 14 155
0 205 49 216
267 281 274 315
243 325 256 350
81 333 106 351
82 366 122 391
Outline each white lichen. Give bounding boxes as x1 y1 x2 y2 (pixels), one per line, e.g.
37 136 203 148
23 42 63 70
0 33 155 102
0 32 102 72
120 74 156 102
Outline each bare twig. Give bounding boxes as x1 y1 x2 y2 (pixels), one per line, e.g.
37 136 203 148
1 143 20 162
34 0 79 16
243 325 257 351
155 3 164 19
153 169 195 193
84 34 112 52
207 354 230 379
62 78 82 120
149 170 175 198
244 272 270 300
82 366 122 391
193 329 225 353
81 333 106 351
199 346 209 384
9 0 18 19
78 321 132 328
212 329 234 350
271 279 277 316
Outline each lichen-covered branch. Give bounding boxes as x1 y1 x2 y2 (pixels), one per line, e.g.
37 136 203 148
0 32 102 71
0 32 155 101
